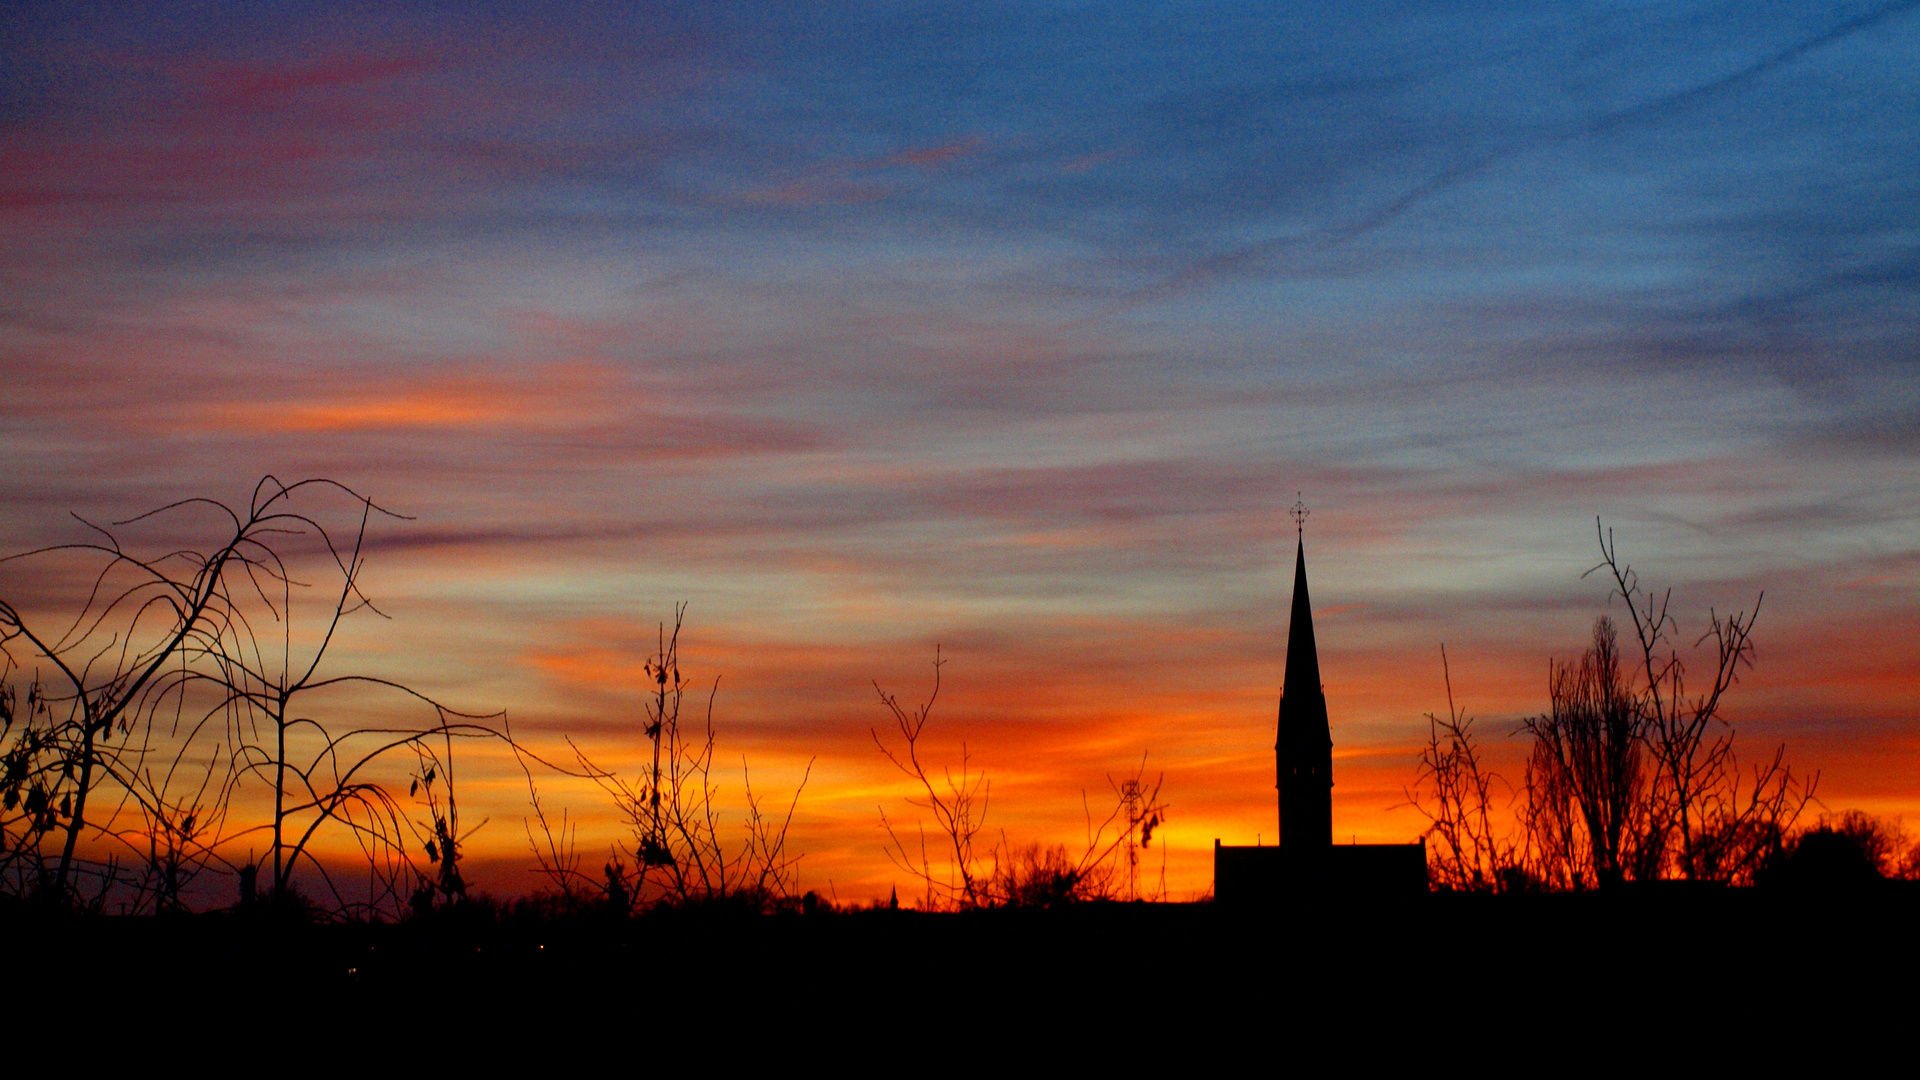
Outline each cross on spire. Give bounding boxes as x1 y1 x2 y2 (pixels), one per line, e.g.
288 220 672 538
1288 493 1309 535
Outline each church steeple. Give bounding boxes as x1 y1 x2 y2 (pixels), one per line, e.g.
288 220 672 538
1276 499 1332 848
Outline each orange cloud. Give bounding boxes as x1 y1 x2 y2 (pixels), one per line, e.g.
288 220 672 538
188 363 627 434
265 390 509 432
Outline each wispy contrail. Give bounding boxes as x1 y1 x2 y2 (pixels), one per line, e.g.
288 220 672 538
1092 0 1920 320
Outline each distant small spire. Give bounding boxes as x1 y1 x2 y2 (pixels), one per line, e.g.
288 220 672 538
1288 492 1309 536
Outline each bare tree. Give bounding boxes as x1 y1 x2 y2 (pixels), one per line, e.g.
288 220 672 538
1587 520 1814 883
574 606 811 911
985 759 1169 908
0 488 266 903
988 843 1095 908
1408 646 1520 892
872 650 1167 909
871 648 989 909
514 716 593 907
1521 618 1654 890
400 732 486 913
0 478 507 915
1410 524 1816 892
183 480 510 915
0 670 74 899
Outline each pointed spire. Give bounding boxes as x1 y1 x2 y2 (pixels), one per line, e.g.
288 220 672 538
1282 538 1322 707
1276 502 1332 848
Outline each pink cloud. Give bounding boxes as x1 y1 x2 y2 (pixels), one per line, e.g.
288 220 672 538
729 137 986 207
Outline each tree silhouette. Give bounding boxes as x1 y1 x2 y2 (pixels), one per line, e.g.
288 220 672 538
569 606 811 911
1408 646 1521 892
0 478 505 914
1411 522 1817 890
1522 617 1652 890
1586 521 1813 884
872 650 1167 909
872 648 989 909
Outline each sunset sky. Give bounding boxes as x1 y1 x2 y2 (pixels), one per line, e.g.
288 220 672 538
3 1 1917 901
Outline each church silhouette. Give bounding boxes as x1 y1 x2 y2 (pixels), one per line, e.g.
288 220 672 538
1215 506 1428 900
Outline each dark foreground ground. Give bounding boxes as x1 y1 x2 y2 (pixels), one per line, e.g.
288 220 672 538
11 884 1915 1054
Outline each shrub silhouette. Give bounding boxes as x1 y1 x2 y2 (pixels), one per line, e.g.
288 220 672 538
1764 828 1883 889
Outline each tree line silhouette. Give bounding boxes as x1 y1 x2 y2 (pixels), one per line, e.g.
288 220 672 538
1410 520 1918 891
0 477 1170 918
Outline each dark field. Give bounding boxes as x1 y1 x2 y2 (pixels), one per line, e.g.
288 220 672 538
13 884 1914 1048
